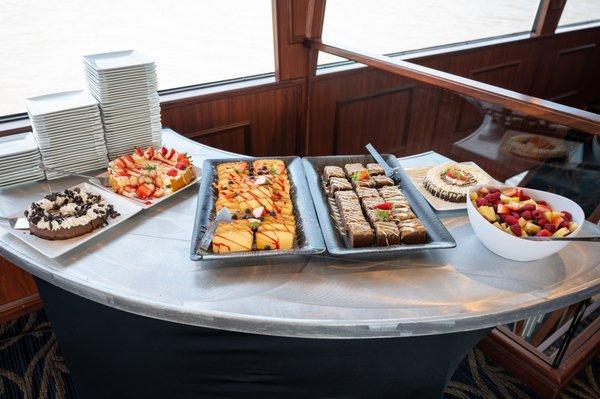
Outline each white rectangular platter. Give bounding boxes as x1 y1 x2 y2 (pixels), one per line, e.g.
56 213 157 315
5 182 142 258
404 161 499 211
90 166 201 209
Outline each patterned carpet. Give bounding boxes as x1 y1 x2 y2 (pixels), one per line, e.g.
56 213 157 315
0 310 598 399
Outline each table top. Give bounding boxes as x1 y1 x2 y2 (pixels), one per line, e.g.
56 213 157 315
1 129 599 338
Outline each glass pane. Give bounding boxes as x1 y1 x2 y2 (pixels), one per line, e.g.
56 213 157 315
559 0 600 27
319 0 540 65
0 0 274 116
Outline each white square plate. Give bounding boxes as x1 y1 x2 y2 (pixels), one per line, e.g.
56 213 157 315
90 166 201 209
26 91 98 117
404 161 499 211
83 50 154 71
5 182 142 258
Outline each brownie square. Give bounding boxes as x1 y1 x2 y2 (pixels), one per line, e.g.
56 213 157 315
378 186 404 199
351 177 377 189
374 221 401 246
373 175 394 188
322 166 345 181
355 187 381 199
344 163 365 177
397 218 427 244
390 209 416 222
366 163 385 176
327 177 352 195
347 222 373 247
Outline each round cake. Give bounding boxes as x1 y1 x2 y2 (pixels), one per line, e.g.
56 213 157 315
423 163 487 203
503 133 568 160
25 188 120 240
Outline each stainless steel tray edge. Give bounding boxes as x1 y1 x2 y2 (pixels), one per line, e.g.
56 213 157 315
302 154 456 256
190 156 326 261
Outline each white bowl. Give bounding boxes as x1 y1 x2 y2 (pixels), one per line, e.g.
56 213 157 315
466 185 584 261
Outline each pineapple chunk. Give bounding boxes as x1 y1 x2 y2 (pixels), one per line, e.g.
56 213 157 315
518 217 527 227
501 194 520 203
492 222 503 230
521 199 537 206
469 192 478 201
552 227 570 238
569 222 578 232
524 222 541 234
477 206 497 222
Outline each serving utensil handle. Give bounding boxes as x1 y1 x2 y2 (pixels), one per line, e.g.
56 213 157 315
365 143 400 178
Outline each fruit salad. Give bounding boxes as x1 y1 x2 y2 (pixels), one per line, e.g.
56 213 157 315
470 187 578 238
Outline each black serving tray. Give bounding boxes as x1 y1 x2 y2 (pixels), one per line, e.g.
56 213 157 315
190 156 326 260
302 154 456 256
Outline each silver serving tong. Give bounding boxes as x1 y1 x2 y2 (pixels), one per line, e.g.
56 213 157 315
196 208 232 255
0 215 29 230
38 164 110 187
365 143 401 179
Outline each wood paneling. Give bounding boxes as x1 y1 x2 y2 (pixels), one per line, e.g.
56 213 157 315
333 86 413 154
0 257 41 323
186 122 251 154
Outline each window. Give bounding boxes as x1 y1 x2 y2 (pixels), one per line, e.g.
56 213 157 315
319 0 540 65
0 0 274 117
559 0 600 27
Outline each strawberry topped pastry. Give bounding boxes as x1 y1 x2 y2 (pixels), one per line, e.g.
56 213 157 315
211 159 296 253
470 187 578 238
108 146 196 203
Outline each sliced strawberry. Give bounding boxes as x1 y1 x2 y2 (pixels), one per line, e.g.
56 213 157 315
175 161 187 170
114 157 127 169
503 188 518 197
146 146 155 159
123 155 135 167
136 185 154 199
374 202 392 210
165 148 176 160
167 168 178 177
161 146 168 156
536 229 551 237
135 147 144 156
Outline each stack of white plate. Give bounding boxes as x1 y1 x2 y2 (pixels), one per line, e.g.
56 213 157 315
0 132 45 187
83 50 162 159
26 90 109 180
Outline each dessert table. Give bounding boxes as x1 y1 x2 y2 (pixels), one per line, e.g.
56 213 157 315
1 129 599 398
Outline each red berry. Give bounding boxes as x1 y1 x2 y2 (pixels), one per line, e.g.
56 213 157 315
559 221 570 229
537 218 547 227
476 198 487 207
167 168 178 177
505 215 518 226
510 212 520 219
538 200 547 206
545 224 556 233
519 194 531 201
536 229 551 237
521 210 532 220
521 204 535 212
489 188 500 194
484 194 496 202
510 224 522 236
562 211 572 222
532 210 541 219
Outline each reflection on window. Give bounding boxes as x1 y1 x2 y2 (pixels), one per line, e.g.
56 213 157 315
0 0 274 116
559 0 600 27
319 0 540 65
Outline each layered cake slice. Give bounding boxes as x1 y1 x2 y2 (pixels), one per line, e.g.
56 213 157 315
397 218 427 244
327 177 353 195
322 166 345 181
366 163 385 176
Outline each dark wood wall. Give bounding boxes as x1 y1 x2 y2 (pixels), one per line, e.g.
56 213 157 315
160 26 600 158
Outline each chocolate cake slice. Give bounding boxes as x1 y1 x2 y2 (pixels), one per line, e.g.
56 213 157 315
346 222 373 247
344 163 365 177
355 187 381 199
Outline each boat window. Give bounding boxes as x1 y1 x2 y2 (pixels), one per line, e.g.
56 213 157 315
559 0 600 27
0 0 274 117
319 0 540 66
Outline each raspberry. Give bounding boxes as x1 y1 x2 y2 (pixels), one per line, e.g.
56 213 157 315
537 218 547 227
521 210 532 220
476 198 487 207
510 224 522 236
521 204 535 212
536 229 551 237
532 210 541 219
545 224 556 233
560 221 570 229
562 211 572 222
505 215 518 226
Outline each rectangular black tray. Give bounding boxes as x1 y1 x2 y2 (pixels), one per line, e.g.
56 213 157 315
190 156 326 260
302 154 456 256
